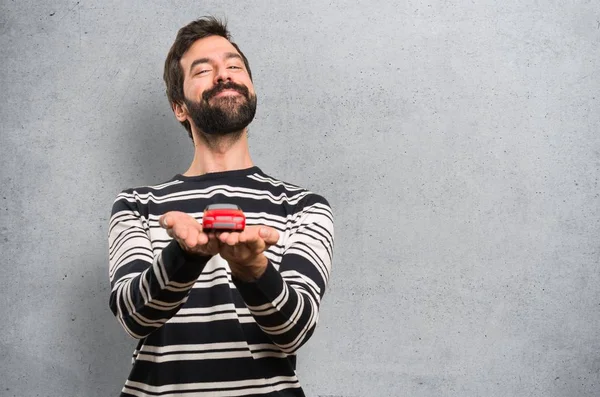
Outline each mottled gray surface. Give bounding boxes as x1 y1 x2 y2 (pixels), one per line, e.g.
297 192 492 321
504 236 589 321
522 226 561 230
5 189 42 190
1 1 599 396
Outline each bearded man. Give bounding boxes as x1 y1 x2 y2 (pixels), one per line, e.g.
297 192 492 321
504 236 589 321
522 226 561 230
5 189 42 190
107 16 334 397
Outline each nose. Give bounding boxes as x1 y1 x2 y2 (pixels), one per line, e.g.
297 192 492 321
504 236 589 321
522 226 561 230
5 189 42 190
214 65 232 84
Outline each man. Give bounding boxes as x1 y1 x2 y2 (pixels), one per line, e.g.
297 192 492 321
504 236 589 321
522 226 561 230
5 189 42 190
108 16 334 397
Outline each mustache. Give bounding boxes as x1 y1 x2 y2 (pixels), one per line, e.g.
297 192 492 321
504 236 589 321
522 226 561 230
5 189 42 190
202 82 250 101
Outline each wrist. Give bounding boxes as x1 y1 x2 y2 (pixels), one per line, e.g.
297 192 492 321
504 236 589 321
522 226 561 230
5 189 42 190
176 240 213 260
231 255 268 282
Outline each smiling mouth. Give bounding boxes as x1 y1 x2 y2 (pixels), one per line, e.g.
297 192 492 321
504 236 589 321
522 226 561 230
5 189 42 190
214 89 241 97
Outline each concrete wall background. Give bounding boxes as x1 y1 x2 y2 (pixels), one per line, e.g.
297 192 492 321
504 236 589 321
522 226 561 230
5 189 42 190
1 1 599 396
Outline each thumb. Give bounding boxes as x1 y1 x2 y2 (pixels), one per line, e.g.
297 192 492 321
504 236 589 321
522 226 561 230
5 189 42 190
159 216 170 229
259 227 279 245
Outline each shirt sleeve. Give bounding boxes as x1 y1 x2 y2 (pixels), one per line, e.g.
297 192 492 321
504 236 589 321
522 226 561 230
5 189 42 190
107 190 209 339
233 194 334 354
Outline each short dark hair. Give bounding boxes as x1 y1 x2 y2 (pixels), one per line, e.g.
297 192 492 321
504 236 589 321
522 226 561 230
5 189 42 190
163 16 253 138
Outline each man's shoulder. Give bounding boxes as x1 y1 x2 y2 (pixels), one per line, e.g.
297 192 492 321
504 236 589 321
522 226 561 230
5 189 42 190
116 177 185 197
250 170 305 192
254 169 331 209
109 176 187 212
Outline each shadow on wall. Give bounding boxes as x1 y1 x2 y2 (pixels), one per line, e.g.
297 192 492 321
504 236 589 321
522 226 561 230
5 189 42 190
76 95 192 395
113 93 194 187
79 247 133 396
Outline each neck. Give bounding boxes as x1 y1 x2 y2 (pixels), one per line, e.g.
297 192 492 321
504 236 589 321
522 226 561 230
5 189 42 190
183 129 254 176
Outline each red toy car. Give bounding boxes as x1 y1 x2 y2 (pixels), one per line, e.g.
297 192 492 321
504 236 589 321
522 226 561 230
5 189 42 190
202 204 246 232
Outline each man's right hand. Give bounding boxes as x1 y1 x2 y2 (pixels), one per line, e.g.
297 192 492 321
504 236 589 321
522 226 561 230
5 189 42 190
159 211 220 257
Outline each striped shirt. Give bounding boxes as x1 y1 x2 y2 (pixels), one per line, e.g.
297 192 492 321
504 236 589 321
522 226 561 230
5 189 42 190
108 166 334 396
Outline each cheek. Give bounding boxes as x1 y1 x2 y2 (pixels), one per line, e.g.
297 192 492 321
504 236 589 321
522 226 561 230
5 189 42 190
244 80 256 95
185 79 210 100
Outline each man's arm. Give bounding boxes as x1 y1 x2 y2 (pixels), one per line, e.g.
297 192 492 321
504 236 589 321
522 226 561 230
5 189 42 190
226 196 334 354
108 193 216 339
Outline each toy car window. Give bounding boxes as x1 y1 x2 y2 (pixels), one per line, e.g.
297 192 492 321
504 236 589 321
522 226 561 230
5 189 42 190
205 204 240 210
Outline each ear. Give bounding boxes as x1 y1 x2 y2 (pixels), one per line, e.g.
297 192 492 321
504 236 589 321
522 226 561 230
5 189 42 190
172 102 188 122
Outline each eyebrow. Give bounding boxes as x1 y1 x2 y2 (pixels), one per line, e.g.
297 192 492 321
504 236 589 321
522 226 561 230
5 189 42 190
188 52 244 74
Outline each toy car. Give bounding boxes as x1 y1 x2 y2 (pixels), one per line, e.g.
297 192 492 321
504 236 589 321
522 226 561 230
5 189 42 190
202 204 246 232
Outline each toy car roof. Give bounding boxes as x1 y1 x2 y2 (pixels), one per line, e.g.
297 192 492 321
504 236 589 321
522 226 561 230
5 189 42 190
204 204 241 210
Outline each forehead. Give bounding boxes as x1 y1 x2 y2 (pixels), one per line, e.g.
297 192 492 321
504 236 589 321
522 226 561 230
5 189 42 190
180 35 240 68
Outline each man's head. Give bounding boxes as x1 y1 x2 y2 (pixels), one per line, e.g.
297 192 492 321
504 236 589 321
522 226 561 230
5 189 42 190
163 17 256 140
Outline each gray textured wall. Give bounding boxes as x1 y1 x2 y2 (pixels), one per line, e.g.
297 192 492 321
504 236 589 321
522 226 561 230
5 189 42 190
1 1 599 396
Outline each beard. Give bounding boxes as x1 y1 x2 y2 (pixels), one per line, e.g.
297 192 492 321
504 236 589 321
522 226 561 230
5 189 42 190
184 81 257 137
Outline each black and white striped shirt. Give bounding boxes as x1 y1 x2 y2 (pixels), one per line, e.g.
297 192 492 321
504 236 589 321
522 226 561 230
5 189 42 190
108 166 334 396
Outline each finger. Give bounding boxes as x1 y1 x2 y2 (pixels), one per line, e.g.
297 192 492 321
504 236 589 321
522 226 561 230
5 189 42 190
218 232 230 243
238 231 249 244
245 239 265 254
185 228 198 248
239 228 262 244
238 229 262 252
173 224 188 241
225 232 240 246
197 232 209 246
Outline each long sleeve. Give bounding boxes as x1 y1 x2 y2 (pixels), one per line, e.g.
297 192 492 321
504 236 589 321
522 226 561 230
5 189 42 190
107 192 209 339
233 195 334 354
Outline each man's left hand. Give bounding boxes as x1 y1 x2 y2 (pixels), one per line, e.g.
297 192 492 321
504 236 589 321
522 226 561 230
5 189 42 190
215 226 280 282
